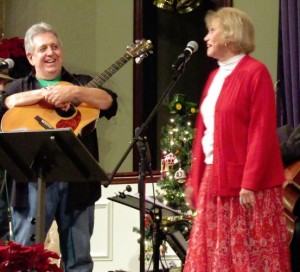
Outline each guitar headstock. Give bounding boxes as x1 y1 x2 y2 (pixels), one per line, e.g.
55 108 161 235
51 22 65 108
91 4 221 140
127 39 153 64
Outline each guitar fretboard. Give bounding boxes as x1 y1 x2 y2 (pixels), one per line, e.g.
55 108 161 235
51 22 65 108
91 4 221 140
86 53 132 88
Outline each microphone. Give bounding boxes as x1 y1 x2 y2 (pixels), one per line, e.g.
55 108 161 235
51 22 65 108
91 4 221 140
0 58 14 72
172 41 198 71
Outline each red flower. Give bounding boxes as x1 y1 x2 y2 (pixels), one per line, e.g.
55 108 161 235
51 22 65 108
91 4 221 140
0 37 26 58
144 214 153 228
0 240 62 272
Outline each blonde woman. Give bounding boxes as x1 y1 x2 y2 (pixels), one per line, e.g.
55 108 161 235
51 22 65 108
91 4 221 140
184 7 291 271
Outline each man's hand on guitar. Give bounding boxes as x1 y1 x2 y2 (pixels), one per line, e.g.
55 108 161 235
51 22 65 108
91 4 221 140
44 85 74 111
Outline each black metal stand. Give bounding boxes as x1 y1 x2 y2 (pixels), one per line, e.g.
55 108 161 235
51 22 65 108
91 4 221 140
0 169 10 240
108 194 181 271
106 60 188 272
0 128 109 243
151 207 163 271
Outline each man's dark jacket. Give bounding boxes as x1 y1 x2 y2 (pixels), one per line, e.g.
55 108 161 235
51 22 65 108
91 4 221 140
0 68 118 211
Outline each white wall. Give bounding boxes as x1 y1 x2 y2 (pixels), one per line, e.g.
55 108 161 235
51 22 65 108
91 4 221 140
94 183 182 271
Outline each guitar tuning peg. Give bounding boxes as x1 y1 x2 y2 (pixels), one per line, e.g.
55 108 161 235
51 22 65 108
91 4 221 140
135 54 145 64
135 52 152 64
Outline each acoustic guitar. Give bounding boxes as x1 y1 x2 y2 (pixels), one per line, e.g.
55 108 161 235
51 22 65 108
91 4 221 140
1 39 153 136
283 160 300 244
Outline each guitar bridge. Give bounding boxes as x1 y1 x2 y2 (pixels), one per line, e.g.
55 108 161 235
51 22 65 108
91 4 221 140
35 116 54 129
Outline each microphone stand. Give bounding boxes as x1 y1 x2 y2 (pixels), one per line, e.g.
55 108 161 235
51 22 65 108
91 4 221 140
107 62 188 272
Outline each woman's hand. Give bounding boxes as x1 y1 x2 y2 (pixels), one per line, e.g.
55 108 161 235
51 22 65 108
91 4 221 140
184 185 195 210
239 188 255 210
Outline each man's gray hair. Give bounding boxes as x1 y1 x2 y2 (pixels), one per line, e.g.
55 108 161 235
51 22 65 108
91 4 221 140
24 22 61 54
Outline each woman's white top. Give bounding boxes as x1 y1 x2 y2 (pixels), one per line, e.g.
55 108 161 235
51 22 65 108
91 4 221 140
200 54 245 164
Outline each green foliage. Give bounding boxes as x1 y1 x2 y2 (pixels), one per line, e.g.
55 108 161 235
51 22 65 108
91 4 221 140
158 94 196 214
132 94 197 257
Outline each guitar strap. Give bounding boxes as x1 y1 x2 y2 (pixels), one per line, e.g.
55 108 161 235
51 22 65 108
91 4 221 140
70 74 86 87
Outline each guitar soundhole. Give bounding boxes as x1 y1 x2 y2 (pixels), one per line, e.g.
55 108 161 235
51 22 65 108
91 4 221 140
55 105 77 118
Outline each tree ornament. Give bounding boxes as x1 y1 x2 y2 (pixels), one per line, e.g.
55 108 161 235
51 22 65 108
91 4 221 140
174 167 186 183
168 94 185 114
160 158 169 178
164 152 178 166
153 0 202 14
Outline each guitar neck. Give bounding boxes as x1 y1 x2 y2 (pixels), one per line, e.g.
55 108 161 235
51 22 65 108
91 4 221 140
86 53 133 88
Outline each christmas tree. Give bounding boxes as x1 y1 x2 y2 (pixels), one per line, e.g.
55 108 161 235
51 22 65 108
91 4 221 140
133 93 197 265
154 93 197 240
158 93 197 215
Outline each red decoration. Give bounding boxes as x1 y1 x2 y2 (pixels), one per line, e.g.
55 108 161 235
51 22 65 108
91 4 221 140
160 158 168 178
0 240 62 272
144 214 153 228
0 37 26 58
164 152 178 166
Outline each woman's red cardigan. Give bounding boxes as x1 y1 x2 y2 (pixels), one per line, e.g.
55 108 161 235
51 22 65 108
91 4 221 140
187 55 285 208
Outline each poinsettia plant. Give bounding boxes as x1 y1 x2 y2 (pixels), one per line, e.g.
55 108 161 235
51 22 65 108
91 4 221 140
0 37 26 58
0 240 62 272
0 37 32 78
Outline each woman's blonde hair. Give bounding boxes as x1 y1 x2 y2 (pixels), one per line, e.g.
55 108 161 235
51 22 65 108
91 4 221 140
205 7 255 54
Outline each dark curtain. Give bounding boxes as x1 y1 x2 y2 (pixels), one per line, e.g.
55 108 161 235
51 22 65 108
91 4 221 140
277 2 300 271
277 0 300 127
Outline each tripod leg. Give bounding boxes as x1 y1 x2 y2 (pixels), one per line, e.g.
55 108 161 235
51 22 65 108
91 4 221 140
0 197 9 239
0 170 11 240
36 168 46 244
151 208 163 271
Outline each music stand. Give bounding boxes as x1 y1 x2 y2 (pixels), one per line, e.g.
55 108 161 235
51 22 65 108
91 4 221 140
0 128 109 243
108 194 182 271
